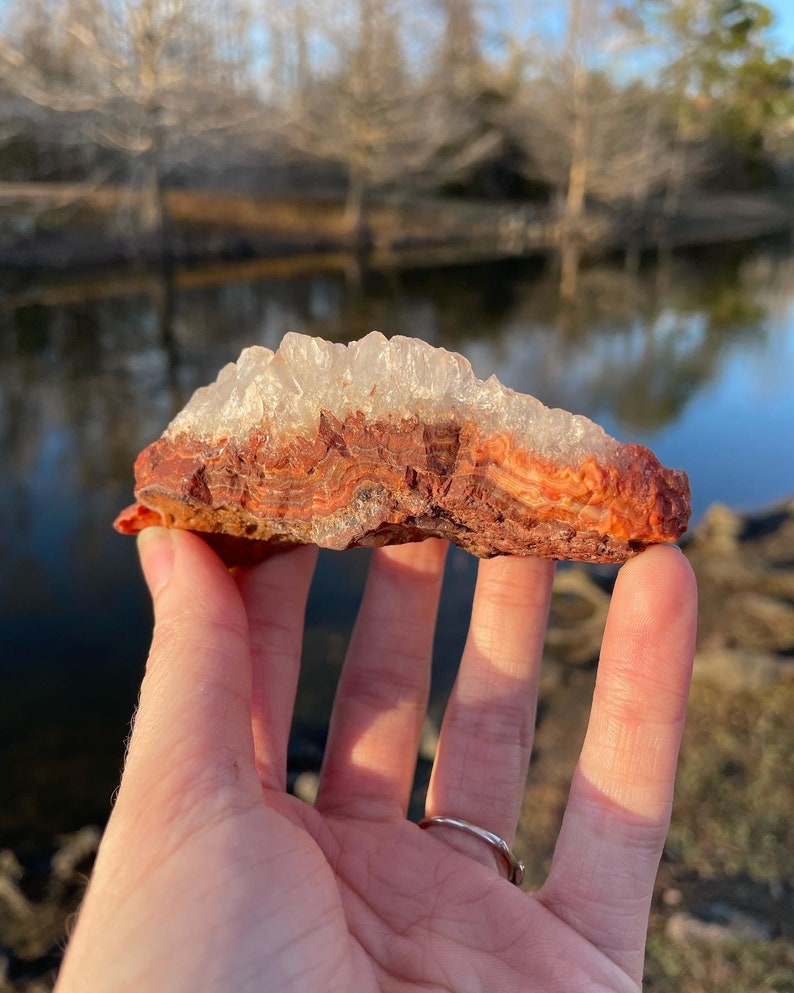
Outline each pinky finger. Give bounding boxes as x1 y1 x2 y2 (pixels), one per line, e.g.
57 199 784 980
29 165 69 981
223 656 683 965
536 544 697 984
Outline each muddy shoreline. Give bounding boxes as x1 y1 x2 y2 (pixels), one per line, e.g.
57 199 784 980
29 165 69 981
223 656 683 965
1 185 791 273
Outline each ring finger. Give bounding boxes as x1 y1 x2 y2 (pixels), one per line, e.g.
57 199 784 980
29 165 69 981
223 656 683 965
424 555 555 869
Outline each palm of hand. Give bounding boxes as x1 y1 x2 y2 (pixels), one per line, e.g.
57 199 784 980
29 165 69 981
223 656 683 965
269 794 640 992
94 785 636 992
57 530 696 993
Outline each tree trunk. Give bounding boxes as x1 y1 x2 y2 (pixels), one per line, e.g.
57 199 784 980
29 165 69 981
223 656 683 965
344 167 369 250
559 0 587 301
560 100 587 300
559 237 581 302
139 129 169 264
294 1 310 110
664 108 688 218
565 98 588 224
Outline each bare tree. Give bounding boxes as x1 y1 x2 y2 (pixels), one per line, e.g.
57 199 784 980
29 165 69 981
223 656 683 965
436 0 482 96
272 0 515 240
578 78 672 208
273 0 425 242
421 0 516 195
263 0 313 112
0 0 252 249
509 0 664 296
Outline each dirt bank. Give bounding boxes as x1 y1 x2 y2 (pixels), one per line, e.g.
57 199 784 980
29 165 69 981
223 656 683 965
0 183 791 271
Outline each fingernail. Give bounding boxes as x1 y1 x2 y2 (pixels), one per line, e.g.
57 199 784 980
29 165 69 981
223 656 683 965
137 527 175 598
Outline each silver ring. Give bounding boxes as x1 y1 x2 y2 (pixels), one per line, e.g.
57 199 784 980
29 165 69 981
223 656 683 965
419 815 525 886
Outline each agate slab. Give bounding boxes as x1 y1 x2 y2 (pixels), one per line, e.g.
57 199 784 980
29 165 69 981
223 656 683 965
114 332 691 564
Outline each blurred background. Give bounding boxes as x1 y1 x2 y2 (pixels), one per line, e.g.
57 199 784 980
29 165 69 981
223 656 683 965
1 1 793 990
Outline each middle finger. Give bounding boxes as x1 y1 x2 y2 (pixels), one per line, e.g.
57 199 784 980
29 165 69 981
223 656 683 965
315 539 447 821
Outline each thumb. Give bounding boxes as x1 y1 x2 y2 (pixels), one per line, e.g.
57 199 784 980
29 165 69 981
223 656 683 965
119 528 258 805
56 530 263 985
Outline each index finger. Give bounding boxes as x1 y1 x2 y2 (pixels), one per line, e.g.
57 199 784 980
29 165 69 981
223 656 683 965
120 529 263 825
536 544 697 984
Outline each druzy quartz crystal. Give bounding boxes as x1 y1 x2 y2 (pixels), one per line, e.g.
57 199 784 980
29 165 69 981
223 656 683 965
114 332 691 564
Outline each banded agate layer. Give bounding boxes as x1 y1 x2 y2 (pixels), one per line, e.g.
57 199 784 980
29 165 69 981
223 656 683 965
114 332 691 563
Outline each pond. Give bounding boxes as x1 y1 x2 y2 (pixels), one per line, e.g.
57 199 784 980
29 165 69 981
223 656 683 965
1 240 793 845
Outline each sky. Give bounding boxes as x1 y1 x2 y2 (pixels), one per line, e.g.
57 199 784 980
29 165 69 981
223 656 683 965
769 0 794 53
499 0 794 61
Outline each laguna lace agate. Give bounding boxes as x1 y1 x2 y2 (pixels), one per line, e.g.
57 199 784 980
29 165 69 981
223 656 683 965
114 332 691 563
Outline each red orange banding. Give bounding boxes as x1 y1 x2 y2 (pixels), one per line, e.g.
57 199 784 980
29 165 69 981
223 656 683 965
114 333 690 563
115 410 690 565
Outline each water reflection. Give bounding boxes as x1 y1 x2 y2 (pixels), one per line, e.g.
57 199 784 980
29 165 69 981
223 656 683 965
1 242 793 842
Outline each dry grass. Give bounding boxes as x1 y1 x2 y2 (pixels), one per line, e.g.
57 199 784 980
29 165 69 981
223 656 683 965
644 677 794 991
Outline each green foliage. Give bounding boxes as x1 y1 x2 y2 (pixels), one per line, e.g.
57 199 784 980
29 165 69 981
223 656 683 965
643 0 794 178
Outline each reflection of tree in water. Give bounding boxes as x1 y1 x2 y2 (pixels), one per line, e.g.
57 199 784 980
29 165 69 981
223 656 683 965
311 250 771 440
432 250 772 434
0 241 779 517
1 294 175 519
603 252 769 432
150 246 774 437
0 299 178 839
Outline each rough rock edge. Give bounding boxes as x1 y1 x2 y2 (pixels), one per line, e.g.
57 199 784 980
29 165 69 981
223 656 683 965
115 335 691 564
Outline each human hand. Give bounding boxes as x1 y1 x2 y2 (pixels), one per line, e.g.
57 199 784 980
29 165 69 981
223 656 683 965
57 528 696 992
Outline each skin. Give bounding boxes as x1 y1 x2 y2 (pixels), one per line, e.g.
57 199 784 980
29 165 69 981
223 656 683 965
56 529 697 993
